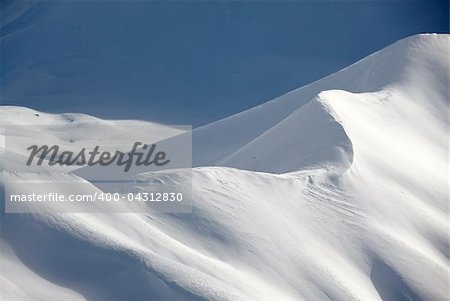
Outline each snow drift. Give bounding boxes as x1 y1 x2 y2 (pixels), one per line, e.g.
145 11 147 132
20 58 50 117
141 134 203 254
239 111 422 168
0 34 448 301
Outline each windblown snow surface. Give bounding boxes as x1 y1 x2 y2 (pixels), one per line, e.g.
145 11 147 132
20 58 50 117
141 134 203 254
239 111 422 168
0 34 449 301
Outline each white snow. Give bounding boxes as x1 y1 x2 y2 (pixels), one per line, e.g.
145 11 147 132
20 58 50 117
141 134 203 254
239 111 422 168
0 34 448 301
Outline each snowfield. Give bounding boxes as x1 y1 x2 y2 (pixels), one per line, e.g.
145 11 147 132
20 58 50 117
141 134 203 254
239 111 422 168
1 34 448 300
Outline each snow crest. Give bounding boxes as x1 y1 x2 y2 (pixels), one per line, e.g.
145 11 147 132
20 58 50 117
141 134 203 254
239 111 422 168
1 34 449 301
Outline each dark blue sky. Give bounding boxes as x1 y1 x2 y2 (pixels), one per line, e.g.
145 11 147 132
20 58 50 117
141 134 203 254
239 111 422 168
1 0 448 126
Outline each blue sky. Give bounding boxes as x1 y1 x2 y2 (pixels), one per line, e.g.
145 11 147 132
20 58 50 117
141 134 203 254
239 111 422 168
1 0 448 126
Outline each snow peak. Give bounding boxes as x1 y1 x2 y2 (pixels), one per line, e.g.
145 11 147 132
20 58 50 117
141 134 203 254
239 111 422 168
25 142 170 172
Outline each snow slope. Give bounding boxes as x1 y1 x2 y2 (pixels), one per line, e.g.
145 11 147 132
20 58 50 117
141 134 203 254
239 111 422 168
0 34 448 301
192 34 448 173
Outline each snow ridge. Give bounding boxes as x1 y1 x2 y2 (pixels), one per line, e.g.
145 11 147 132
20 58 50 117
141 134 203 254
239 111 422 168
1 34 449 301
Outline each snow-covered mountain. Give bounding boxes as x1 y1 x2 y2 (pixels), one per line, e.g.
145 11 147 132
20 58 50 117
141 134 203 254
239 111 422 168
0 34 448 301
